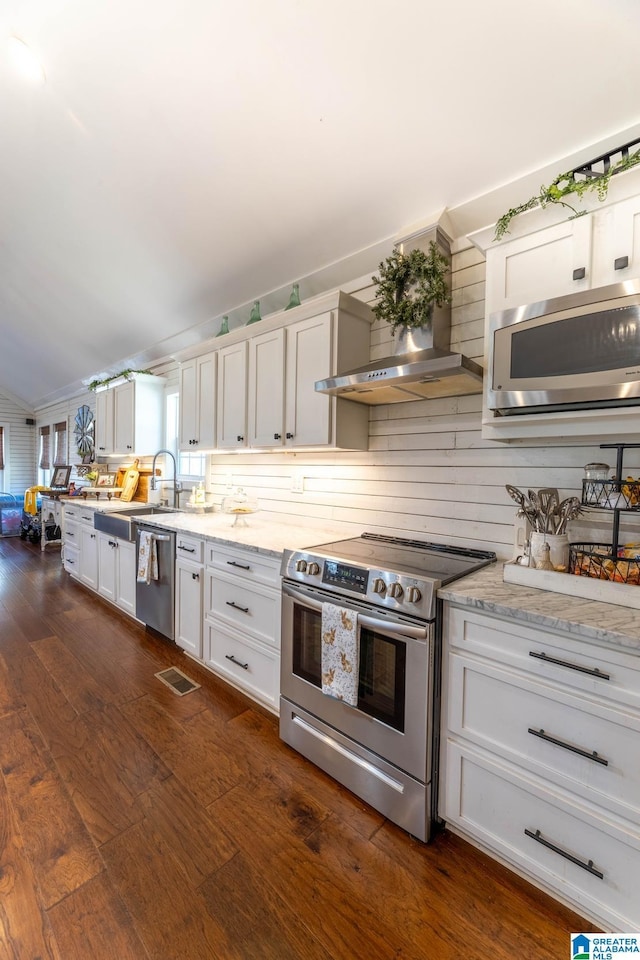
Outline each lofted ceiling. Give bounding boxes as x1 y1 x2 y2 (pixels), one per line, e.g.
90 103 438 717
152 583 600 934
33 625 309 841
1 0 640 409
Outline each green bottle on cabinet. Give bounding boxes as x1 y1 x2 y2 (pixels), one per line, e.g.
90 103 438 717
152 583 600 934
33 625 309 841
246 300 261 325
285 282 301 310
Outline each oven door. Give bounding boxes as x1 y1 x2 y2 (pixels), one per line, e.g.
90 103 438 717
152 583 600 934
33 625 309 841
280 580 433 784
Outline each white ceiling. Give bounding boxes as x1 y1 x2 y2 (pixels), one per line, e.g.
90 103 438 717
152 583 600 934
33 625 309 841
1 0 640 409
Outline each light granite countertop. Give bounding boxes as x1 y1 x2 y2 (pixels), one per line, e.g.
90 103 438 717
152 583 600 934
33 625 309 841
123 509 363 560
439 562 640 654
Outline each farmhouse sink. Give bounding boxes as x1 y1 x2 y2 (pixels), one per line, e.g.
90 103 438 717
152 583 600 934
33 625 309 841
93 505 180 542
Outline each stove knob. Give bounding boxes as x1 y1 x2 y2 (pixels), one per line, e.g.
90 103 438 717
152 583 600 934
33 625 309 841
388 582 404 600
406 586 422 603
295 559 308 573
307 562 320 576
372 578 387 595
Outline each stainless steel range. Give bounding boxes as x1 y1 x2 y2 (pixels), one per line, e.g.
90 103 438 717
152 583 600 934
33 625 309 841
279 532 496 841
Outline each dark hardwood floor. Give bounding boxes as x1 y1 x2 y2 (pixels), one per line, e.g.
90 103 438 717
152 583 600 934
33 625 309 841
0 536 598 959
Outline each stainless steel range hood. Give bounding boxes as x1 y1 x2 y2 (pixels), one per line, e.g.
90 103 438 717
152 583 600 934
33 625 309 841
315 347 483 405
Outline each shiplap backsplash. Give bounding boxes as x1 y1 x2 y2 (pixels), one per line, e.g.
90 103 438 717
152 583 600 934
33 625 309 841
206 244 640 559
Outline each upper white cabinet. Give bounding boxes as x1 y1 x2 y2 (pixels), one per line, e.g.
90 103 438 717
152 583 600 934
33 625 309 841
200 290 372 453
247 327 285 447
95 388 114 455
217 340 249 450
486 195 640 313
179 352 217 451
95 374 165 457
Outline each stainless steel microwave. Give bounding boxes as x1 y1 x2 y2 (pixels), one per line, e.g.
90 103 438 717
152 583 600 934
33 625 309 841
488 280 640 415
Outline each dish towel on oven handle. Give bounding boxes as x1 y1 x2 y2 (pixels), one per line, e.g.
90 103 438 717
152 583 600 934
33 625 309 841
136 530 158 584
321 602 359 706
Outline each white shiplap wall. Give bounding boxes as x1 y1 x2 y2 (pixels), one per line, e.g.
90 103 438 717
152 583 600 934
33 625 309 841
0 392 36 497
206 246 640 559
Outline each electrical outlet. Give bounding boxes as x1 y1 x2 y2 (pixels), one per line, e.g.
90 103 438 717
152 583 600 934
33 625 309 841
291 473 304 494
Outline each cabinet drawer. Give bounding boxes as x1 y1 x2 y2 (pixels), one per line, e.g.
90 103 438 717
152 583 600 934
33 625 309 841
63 519 80 545
206 543 280 587
63 544 80 575
205 620 279 711
205 569 280 648
176 533 203 563
63 504 81 523
444 743 640 930
449 653 640 822
446 605 640 711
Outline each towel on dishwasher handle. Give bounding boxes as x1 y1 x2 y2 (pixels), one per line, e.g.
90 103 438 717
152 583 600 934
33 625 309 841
321 602 359 706
136 530 158 584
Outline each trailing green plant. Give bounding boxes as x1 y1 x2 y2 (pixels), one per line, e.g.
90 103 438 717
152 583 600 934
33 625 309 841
87 368 153 391
372 242 450 335
494 148 640 241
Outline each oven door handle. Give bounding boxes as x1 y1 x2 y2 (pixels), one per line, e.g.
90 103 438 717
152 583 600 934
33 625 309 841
282 584 428 640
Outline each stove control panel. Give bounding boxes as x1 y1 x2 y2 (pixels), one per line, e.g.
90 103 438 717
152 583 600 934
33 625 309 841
282 550 433 618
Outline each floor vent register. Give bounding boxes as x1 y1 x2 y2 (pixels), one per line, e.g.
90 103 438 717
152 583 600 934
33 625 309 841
155 667 201 696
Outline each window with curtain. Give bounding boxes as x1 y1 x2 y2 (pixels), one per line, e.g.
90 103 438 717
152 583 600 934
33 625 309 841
53 420 67 466
39 425 50 470
0 426 4 471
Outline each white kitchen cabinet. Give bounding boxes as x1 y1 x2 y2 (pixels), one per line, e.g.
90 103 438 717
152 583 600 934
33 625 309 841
94 374 165 457
79 524 99 590
179 352 217 451
97 533 136 617
440 602 640 930
175 533 204 658
216 341 248 449
204 543 281 712
180 291 372 453
95 387 114 455
247 327 285 447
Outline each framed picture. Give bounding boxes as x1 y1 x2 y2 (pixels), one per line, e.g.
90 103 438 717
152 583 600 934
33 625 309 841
51 465 72 489
96 473 115 487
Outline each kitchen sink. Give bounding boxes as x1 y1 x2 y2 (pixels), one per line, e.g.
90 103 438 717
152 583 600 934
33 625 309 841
93 505 180 541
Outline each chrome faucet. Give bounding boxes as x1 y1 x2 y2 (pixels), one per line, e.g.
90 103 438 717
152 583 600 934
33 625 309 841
150 449 182 508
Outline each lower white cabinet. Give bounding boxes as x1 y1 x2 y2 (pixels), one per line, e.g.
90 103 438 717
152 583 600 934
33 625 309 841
204 543 281 712
175 533 204 658
97 533 136 617
79 525 99 590
440 603 640 930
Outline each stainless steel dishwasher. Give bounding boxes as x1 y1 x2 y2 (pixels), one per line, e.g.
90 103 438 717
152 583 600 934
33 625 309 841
134 521 176 641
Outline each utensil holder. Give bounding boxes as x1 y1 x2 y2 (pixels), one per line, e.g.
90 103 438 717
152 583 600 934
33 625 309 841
530 532 569 570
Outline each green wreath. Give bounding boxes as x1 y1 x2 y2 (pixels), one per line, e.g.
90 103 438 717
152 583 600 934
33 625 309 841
372 242 450 335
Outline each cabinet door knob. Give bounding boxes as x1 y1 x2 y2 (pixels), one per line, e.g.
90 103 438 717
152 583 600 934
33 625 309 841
286 432 294 440
614 255 629 271
572 267 586 281
274 433 281 440
237 435 244 442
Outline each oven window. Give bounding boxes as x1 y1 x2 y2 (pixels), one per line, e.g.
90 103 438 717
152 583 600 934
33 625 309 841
291 605 406 733
358 627 406 732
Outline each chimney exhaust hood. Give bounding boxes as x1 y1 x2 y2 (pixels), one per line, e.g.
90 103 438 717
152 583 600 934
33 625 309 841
315 223 484 405
314 347 483 405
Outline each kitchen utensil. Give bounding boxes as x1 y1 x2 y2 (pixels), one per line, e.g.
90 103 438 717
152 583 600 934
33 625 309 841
554 496 582 534
507 486 539 530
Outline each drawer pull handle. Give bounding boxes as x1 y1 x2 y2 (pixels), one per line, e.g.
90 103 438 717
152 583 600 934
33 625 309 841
225 654 249 670
178 545 196 553
614 255 629 270
529 650 610 680
227 560 251 570
226 601 249 613
66 532 75 538
524 828 604 879
572 267 586 281
527 727 608 766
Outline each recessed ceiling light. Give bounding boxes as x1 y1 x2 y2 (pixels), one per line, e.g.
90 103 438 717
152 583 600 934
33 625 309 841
7 36 46 84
